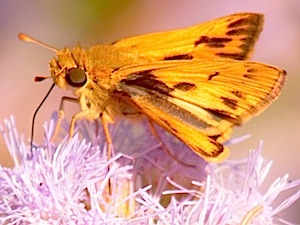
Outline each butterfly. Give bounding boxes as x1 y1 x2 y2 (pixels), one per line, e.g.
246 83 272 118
19 12 286 162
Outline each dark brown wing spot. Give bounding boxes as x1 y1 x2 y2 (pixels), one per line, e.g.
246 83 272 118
206 108 241 124
247 68 258 73
193 141 225 158
215 53 244 60
194 36 232 48
226 28 248 36
208 134 222 141
226 14 264 60
194 144 224 158
173 82 196 91
121 73 174 95
243 74 256 79
221 97 238 110
228 17 255 28
231 90 243 98
208 72 220 80
208 141 225 157
164 54 193 60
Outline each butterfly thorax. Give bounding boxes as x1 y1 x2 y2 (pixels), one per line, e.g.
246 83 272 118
50 44 143 88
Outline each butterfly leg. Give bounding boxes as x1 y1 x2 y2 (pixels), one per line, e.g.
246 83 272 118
147 120 194 167
99 113 114 195
100 114 113 159
51 96 78 142
52 96 113 152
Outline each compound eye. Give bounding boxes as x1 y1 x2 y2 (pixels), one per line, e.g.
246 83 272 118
65 68 87 87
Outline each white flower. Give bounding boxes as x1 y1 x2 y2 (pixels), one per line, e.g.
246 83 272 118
0 114 299 224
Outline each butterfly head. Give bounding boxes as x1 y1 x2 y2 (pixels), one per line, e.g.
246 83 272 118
49 46 88 91
18 33 89 91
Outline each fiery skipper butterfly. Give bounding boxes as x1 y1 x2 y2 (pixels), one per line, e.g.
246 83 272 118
19 12 286 163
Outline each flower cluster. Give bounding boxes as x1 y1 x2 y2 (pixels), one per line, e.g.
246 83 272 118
0 114 299 224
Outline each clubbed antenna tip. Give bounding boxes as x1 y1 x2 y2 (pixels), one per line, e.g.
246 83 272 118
18 33 58 53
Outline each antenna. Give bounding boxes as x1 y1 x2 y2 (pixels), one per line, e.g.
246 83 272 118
18 33 58 53
30 83 56 154
18 33 57 154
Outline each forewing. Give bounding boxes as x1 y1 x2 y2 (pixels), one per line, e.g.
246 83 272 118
113 13 264 61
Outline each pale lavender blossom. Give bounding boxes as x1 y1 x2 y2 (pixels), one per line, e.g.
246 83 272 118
0 114 299 224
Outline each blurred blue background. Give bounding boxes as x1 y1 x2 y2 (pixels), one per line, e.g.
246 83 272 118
0 1 299 222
